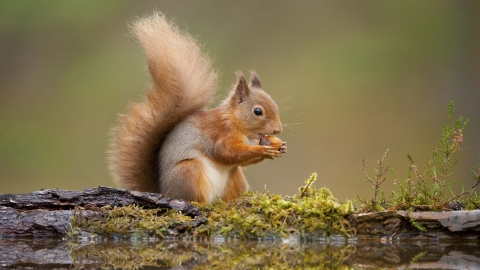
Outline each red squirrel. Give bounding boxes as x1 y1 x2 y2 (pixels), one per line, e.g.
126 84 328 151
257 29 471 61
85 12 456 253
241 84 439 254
109 13 286 203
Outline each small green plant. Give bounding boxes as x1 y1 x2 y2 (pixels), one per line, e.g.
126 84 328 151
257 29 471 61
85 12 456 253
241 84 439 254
463 160 480 210
409 218 427 232
68 215 79 237
360 101 480 212
358 149 390 212
410 251 428 263
299 172 318 198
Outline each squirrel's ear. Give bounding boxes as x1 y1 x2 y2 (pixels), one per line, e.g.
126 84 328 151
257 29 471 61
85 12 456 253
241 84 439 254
250 71 262 89
235 71 249 103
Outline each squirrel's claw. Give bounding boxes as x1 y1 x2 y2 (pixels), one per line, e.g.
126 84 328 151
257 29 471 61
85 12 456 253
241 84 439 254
279 141 287 154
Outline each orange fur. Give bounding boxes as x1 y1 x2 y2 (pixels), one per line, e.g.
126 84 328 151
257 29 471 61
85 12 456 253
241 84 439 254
109 13 285 202
169 159 209 202
108 13 217 192
222 167 249 202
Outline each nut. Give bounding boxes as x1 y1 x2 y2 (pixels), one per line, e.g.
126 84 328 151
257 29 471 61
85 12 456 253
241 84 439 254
259 135 283 151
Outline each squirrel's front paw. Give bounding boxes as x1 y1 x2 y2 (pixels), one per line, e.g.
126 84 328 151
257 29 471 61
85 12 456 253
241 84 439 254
261 145 282 159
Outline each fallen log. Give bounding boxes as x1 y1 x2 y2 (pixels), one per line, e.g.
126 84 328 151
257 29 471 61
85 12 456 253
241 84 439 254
1 187 479 240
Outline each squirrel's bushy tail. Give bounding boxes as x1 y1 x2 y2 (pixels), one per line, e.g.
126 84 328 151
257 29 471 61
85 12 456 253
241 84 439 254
109 13 218 192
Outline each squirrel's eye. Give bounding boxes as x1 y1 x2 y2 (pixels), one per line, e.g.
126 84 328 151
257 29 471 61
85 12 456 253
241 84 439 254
253 107 263 116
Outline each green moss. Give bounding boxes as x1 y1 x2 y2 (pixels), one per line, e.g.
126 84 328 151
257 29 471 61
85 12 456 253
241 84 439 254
197 173 354 239
72 205 200 239
71 173 354 240
465 193 480 210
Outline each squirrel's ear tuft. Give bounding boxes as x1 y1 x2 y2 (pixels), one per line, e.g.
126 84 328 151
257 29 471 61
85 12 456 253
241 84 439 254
235 71 249 103
250 71 262 89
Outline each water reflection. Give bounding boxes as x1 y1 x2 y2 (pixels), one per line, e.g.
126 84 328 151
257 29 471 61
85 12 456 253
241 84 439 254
1 238 480 269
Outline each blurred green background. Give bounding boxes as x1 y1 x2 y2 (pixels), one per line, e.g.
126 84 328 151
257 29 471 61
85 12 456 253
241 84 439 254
1 1 479 202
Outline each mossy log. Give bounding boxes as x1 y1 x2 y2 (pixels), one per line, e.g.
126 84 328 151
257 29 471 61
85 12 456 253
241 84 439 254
1 187 479 240
0 187 199 236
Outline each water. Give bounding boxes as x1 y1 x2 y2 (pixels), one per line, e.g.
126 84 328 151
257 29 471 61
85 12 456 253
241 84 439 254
1 237 479 269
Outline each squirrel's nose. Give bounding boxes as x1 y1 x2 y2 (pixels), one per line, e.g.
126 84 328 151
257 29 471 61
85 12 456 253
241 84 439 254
273 126 282 135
